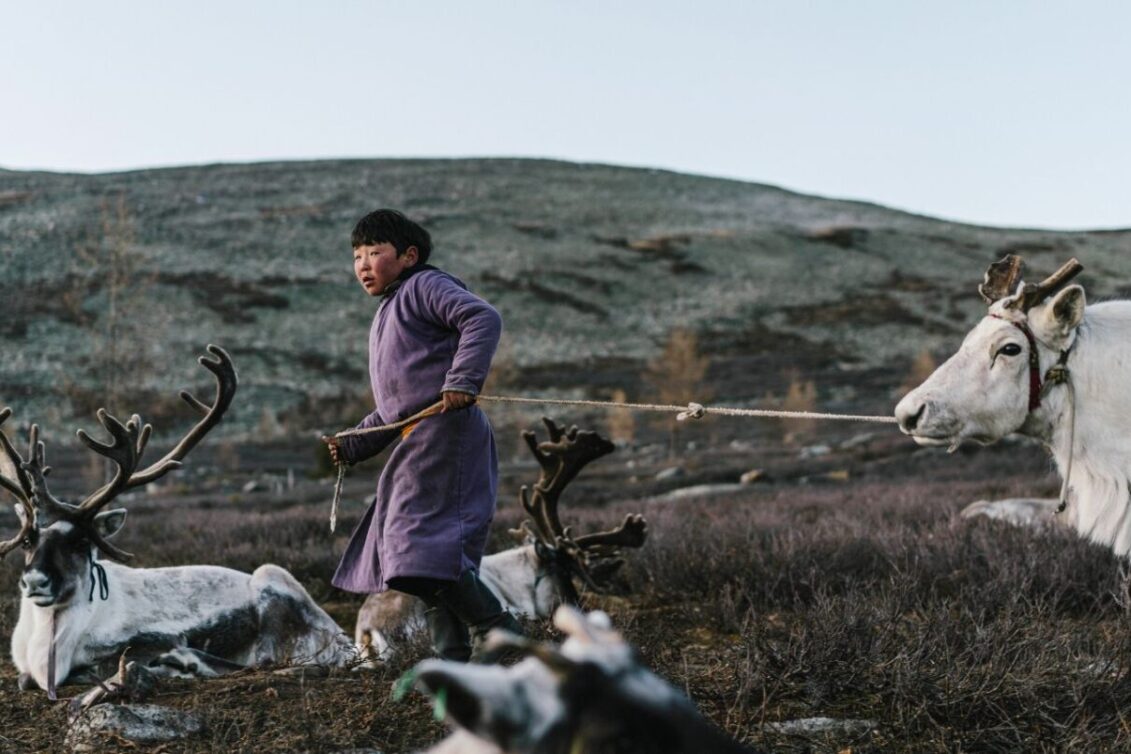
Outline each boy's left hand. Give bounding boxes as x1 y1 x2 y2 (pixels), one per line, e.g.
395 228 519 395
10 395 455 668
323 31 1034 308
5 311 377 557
441 391 476 412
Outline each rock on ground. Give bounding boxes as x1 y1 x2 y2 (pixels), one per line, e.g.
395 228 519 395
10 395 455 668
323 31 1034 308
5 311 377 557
66 703 205 752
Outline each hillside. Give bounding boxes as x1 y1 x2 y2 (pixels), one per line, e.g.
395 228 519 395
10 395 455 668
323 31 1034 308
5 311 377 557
2 159 1131 752
1 158 1128 438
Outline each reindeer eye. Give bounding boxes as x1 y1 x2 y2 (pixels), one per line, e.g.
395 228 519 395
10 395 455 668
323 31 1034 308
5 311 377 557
21 536 33 549
997 343 1023 357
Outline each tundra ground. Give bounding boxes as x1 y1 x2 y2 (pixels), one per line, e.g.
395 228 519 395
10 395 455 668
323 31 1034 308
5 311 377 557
2 428 1129 753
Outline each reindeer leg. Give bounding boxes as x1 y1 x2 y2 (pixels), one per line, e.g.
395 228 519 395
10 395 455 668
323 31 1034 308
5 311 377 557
68 654 158 720
148 646 244 678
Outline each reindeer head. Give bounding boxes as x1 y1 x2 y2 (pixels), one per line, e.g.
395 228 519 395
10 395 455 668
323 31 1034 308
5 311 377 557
0 346 237 607
513 418 648 610
896 256 1085 448
408 606 750 754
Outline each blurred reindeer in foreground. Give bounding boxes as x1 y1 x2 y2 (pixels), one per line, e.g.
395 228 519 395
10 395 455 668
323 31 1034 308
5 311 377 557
407 606 757 754
355 418 648 663
0 346 355 703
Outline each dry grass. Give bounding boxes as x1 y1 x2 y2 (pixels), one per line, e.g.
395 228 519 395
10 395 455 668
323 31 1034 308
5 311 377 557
1 435 1129 752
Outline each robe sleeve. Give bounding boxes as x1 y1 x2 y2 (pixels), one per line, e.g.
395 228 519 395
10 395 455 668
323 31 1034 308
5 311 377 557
337 406 398 465
414 273 503 396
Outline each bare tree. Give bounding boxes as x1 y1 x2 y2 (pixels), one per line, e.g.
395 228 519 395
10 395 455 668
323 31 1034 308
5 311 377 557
644 327 712 455
66 195 169 414
62 195 171 483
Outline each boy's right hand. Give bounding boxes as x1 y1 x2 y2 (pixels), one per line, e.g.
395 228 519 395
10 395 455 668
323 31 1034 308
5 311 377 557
321 435 342 466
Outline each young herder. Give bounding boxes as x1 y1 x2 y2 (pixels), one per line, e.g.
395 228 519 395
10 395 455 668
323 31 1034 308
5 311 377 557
323 208 521 662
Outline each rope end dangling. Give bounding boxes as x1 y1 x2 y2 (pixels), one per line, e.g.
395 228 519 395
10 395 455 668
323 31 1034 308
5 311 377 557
330 463 345 533
676 402 705 422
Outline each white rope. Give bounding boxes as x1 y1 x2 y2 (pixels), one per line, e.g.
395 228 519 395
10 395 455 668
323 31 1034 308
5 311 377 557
329 464 344 532
333 401 445 439
475 395 898 425
325 394 895 528
1055 379 1077 515
328 401 446 531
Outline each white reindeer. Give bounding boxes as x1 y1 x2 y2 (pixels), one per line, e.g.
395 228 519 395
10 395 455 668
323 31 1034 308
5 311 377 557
406 606 755 754
0 346 355 699
355 418 648 662
896 255 1131 554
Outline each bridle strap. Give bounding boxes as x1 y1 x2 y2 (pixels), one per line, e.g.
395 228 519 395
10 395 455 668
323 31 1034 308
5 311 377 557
990 314 1070 412
990 313 1076 514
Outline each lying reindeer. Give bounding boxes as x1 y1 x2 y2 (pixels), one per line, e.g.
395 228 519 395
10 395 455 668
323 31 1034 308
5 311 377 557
355 418 647 662
407 606 757 754
0 346 355 698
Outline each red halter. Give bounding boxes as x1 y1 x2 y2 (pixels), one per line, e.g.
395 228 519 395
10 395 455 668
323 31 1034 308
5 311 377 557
990 314 1072 413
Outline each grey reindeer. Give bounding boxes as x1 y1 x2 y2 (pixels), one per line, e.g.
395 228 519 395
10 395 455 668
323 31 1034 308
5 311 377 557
1 346 355 701
409 606 759 754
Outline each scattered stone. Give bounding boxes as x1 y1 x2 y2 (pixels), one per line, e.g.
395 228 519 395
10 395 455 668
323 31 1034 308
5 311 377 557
961 498 1063 528
241 479 263 493
800 444 831 459
651 483 745 502
654 466 684 481
825 469 850 482
66 704 204 752
765 716 876 738
739 469 767 485
838 432 875 450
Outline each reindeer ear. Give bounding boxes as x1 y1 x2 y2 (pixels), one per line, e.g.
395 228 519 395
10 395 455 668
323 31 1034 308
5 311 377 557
93 509 127 539
1031 284 1086 347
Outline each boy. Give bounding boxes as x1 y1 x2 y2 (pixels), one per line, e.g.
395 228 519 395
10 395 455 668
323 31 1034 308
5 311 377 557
324 208 520 662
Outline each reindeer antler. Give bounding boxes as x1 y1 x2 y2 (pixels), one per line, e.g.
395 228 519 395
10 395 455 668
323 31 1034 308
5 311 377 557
0 408 36 558
979 255 1025 304
1013 257 1083 312
979 255 1084 312
514 418 648 597
9 345 239 563
517 418 616 543
74 345 237 561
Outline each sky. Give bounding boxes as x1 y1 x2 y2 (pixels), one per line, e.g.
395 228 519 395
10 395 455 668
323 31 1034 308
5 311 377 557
2 1 1128 230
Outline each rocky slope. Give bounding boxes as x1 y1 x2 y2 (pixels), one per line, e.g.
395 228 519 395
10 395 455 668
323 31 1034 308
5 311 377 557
1 158 1127 435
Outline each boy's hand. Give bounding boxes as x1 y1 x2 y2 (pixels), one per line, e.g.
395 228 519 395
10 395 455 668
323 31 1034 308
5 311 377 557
321 435 342 465
441 391 476 412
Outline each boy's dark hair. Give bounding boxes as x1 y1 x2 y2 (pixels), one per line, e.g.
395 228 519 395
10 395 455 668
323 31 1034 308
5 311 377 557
351 209 432 264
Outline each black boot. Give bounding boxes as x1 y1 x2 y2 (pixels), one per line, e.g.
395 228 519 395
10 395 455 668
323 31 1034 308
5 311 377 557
433 570 524 663
422 603 472 662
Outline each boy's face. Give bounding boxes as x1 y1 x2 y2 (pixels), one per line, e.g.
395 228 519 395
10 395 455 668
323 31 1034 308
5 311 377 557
353 242 419 296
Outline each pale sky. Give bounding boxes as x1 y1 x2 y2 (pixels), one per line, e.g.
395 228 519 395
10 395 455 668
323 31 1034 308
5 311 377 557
2 1 1128 230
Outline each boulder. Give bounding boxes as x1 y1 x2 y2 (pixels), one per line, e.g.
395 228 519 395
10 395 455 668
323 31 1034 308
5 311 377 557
66 704 204 752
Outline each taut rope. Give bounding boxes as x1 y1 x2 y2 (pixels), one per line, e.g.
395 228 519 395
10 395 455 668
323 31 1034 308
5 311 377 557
476 395 898 424
325 394 897 529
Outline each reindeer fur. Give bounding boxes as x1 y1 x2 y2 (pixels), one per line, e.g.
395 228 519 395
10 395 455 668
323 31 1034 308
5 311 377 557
898 287 1131 556
10 516 355 691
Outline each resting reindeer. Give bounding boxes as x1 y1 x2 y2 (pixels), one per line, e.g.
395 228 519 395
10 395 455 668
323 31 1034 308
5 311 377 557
355 418 648 662
896 255 1131 554
406 605 756 754
0 346 355 699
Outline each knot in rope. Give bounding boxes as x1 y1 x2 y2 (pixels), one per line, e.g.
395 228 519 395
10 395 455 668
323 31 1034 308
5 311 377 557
676 402 705 421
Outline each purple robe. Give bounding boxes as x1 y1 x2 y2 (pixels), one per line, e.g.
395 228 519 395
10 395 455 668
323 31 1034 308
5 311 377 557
331 268 501 593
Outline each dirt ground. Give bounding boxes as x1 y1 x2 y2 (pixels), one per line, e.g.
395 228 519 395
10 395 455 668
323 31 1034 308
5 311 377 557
3 426 1129 753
